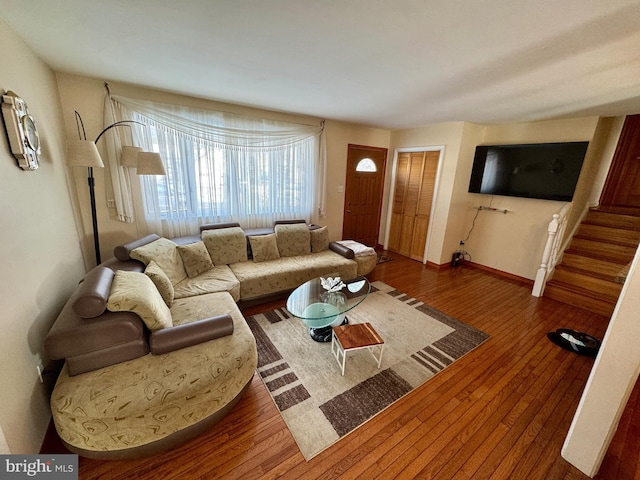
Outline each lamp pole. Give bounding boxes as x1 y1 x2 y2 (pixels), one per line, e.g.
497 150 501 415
73 112 145 266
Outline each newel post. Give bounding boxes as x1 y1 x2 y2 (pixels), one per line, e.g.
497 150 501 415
532 213 560 297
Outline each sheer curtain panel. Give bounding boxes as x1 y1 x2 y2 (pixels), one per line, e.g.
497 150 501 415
109 95 325 237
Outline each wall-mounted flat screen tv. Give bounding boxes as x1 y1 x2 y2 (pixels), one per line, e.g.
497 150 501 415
468 142 589 201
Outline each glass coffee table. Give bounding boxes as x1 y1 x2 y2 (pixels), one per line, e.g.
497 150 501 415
286 276 371 342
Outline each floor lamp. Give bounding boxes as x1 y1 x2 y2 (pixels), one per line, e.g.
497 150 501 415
66 111 164 265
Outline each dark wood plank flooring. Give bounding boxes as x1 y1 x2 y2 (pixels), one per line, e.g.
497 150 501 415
43 253 640 479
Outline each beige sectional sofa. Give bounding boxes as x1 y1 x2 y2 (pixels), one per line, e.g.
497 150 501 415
45 221 376 459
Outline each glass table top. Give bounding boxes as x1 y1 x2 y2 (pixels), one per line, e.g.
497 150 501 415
286 276 371 329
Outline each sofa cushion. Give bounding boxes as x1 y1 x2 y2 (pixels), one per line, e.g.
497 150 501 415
310 226 329 253
230 250 358 300
202 227 248 265
107 270 173 331
249 233 280 263
275 223 310 257
130 238 187 286
145 261 175 307
177 241 214 277
174 265 241 302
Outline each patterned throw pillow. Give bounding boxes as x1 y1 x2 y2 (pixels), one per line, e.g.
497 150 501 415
177 241 214 278
275 223 311 257
248 234 281 263
107 270 173 331
310 226 329 253
144 261 175 307
202 227 248 265
130 238 187 286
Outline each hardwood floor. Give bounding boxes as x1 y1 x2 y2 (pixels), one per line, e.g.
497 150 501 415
44 253 640 479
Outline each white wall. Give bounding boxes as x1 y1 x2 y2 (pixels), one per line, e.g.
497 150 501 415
0 19 86 453
562 243 640 476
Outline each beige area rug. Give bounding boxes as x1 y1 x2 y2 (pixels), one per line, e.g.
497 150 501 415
245 281 489 460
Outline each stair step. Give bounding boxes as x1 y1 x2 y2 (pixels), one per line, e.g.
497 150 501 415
585 210 640 230
550 267 623 300
560 253 629 281
544 280 616 317
575 223 640 247
542 209 637 315
566 237 637 264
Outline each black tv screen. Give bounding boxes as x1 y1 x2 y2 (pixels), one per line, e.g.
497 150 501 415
468 142 589 201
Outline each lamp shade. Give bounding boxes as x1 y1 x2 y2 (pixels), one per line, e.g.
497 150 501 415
66 139 104 168
121 146 142 168
136 152 166 175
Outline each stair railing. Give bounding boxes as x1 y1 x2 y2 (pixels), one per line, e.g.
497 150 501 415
532 203 572 297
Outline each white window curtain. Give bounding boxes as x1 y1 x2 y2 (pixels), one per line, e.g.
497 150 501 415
108 95 326 238
101 94 135 223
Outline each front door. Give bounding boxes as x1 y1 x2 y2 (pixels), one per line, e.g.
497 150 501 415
342 144 387 247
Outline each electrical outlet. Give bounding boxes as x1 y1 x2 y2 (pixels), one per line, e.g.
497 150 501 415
37 363 44 383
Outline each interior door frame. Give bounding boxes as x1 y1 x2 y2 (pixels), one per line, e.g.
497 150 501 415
383 145 445 264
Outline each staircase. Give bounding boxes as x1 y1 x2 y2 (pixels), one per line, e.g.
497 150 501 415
544 209 640 317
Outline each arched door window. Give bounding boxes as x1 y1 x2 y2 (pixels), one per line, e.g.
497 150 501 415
355 158 377 172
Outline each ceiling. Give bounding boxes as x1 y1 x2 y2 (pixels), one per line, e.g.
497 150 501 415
2 0 640 129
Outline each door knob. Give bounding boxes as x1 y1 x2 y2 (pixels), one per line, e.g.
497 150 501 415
346 210 352 213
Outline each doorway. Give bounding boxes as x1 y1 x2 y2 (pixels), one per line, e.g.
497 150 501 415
386 149 441 262
600 114 640 215
342 144 387 247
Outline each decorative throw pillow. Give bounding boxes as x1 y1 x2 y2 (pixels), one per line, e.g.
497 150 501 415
275 223 311 257
107 270 172 331
310 226 329 253
202 227 248 265
248 234 280 263
130 238 187 286
177 241 214 278
144 261 175 307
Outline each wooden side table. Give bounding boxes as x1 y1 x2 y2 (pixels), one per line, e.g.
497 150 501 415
331 322 384 376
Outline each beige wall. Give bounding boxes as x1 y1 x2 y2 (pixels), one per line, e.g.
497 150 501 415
0 20 86 453
474 117 600 279
56 75 390 266
323 121 390 241
387 116 602 278
386 122 467 264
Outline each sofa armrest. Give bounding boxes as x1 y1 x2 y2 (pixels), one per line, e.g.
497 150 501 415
329 241 355 259
113 234 161 261
72 266 114 318
149 314 234 355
